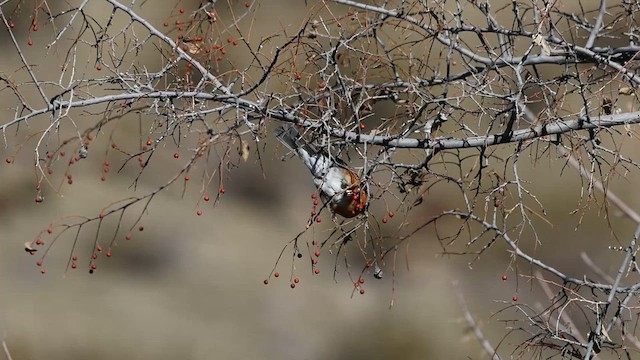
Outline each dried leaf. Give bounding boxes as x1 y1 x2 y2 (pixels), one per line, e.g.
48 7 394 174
532 34 551 56
185 42 201 55
619 87 634 95
239 140 250 162
602 97 612 115
24 242 36 254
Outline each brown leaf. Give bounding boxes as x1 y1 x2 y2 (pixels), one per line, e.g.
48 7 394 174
239 140 250 162
24 242 36 254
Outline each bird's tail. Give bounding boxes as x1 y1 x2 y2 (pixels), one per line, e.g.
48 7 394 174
274 124 303 152
275 124 329 178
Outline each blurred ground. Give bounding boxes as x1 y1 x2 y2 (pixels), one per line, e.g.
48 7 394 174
1 1 639 360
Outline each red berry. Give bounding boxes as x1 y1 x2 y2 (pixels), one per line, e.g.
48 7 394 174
103 167 110 173
382 218 388 223
138 226 144 231
35 239 42 245
71 263 77 269
263 279 269 285
173 153 180 159
96 65 102 71
310 210 316 216
40 269 46 274
294 277 300 283
146 139 152 146
179 8 185 13
91 264 97 270
106 252 112 257
184 175 190 181
512 295 518 302
359 289 365 295
28 39 33 46
314 250 320 257
197 210 203 216
389 211 395 218
5 157 12 164
295 74 302 80
47 227 53 234
502 274 507 281
311 193 317 199
9 22 14 28
312 259 318 265
290 283 295 288
314 268 320 274
163 22 168 27
32 24 37 31
219 187 225 194
60 150 65 156
316 217 321 223
274 272 279 278
312 240 317 245
360 123 365 130
101 176 106 181
35 195 43 203
36 261 42 266
72 256 78 261
103 161 110 166
97 246 102 252
125 234 132 240
245 2 250 7
204 195 210 201
92 254 97 260
313 200 319 206
359 277 365 284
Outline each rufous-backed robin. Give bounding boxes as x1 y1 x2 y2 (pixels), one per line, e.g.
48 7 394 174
276 124 366 218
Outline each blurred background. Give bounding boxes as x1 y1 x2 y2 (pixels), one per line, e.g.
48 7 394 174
1 1 639 359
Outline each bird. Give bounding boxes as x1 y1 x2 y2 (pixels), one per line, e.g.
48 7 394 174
275 124 366 218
